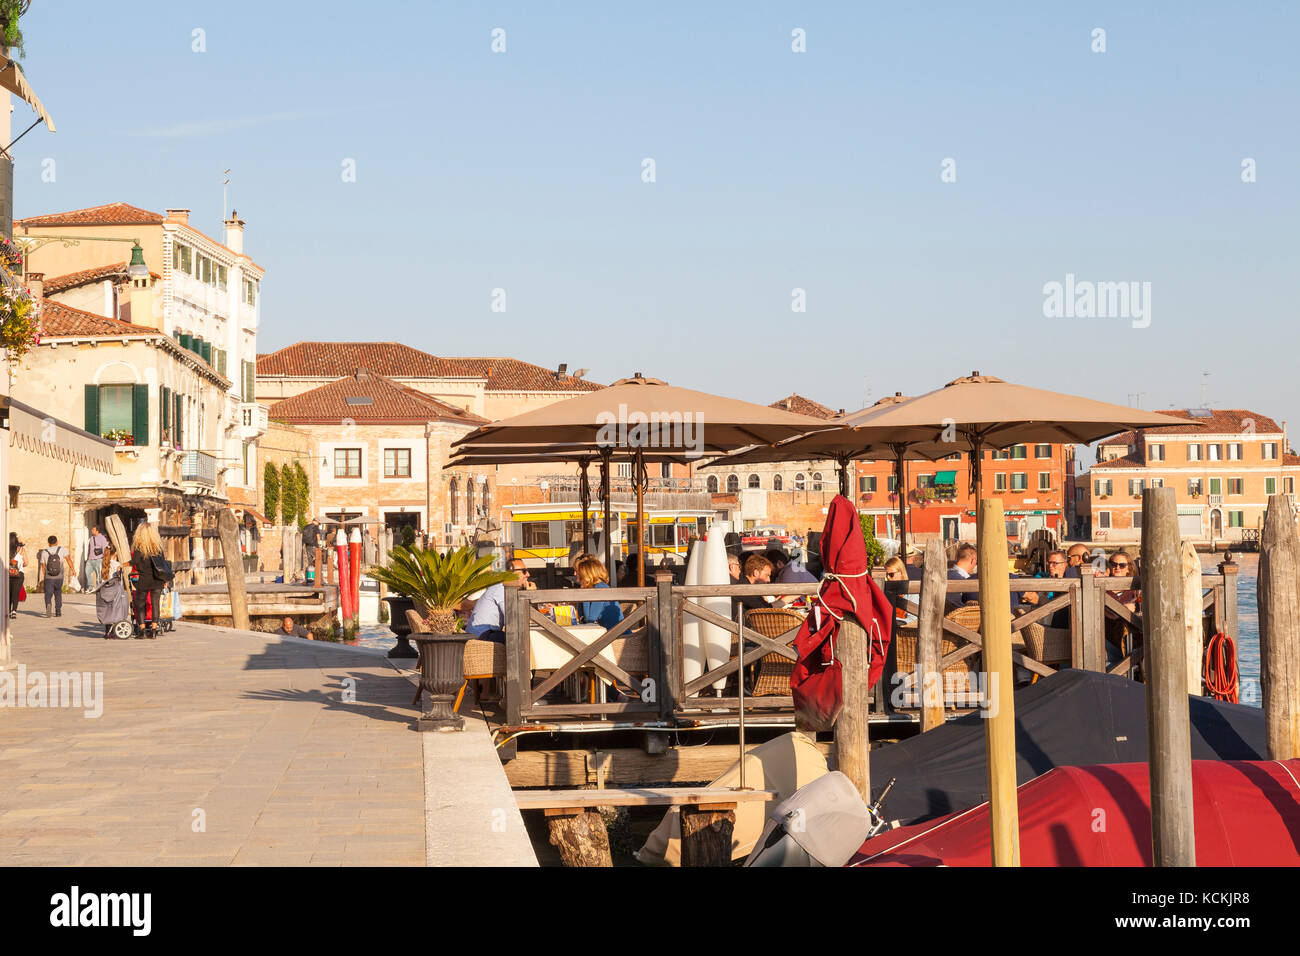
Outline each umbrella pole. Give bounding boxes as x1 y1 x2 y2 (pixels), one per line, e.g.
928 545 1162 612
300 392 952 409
600 450 612 574
635 447 646 587
579 458 591 557
893 445 907 554
837 453 850 498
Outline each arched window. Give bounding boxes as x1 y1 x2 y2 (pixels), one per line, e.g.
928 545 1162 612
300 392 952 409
449 478 459 525
479 480 491 517
465 479 474 520
747 474 761 489
727 474 739 493
812 472 823 491
773 474 783 491
706 475 719 493
795 473 806 491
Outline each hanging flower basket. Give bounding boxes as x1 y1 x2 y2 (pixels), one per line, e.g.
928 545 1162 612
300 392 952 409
0 283 41 361
0 237 23 273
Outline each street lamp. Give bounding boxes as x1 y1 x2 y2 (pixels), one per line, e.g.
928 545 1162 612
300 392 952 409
127 241 149 279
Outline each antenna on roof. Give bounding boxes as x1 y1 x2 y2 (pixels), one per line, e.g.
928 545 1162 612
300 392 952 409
1200 371 1210 409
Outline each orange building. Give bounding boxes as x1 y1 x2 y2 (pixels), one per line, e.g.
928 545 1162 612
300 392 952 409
855 442 1075 544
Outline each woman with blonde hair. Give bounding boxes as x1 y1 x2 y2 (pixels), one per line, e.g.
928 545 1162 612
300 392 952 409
129 523 170 638
573 554 623 630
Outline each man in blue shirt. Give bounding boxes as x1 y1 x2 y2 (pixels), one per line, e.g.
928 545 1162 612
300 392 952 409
466 557 528 643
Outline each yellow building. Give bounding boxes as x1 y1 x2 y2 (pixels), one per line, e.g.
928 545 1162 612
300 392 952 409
1081 408 1300 544
256 342 605 541
10 294 233 579
16 202 269 512
266 368 487 543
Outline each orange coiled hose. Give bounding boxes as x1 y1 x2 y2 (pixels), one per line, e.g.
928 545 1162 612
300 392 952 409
1203 631 1238 703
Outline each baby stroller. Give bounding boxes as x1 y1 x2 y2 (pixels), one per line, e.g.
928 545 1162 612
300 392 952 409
96 568 133 640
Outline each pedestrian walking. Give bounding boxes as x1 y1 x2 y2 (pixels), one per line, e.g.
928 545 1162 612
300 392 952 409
36 535 74 617
84 524 108 591
8 533 26 615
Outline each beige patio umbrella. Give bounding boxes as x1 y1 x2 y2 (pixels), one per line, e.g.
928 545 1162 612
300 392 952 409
847 372 1199 509
451 374 837 583
446 443 686 571
701 393 955 553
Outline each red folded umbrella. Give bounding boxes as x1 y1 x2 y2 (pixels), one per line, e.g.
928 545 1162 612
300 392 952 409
790 494 894 730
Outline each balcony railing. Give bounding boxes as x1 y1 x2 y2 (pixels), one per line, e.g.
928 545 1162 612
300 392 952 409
181 450 219 487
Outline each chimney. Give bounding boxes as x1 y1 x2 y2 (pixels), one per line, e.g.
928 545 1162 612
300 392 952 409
25 271 42 301
224 209 245 255
165 208 190 225
126 243 159 329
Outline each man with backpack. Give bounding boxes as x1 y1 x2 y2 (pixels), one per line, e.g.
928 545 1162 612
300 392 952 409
37 535 75 618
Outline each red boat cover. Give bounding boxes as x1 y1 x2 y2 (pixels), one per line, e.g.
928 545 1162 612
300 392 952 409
851 759 1300 867
790 495 893 730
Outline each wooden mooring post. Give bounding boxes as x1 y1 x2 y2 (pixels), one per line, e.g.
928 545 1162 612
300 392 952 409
976 498 1019 866
1258 494 1300 760
834 616 870 802
1141 487 1196 867
1180 541 1203 695
917 538 947 731
217 509 251 632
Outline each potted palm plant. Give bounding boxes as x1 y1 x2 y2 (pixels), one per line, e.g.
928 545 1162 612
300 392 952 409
369 545 515 731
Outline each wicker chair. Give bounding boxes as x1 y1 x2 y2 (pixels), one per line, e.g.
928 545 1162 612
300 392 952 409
1018 620 1072 668
743 607 805 697
892 603 1026 704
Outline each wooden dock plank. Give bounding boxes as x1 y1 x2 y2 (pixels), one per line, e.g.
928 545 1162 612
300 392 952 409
514 786 777 810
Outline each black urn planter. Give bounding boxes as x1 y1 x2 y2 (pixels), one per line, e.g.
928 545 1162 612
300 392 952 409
411 632 471 732
381 595 420 658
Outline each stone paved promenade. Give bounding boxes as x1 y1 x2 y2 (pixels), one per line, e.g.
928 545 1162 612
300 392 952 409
0 596 436 866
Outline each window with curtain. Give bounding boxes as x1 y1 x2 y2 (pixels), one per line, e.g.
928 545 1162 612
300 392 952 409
449 479 459 524
333 448 361 478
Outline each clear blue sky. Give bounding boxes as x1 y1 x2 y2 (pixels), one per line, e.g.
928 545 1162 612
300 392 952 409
13 2 1300 440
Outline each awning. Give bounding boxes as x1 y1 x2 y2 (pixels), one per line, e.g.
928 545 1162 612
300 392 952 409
4 397 115 474
934 470 958 484
0 56 56 132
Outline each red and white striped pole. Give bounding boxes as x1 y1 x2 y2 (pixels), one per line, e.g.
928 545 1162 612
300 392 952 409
348 526 363 628
335 528 352 630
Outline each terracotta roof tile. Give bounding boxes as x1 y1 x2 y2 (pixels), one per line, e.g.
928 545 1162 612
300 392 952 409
38 299 158 337
17 202 165 227
1091 453 1145 470
268 368 489 426
256 342 603 392
42 261 130 295
1113 409 1284 440
769 394 837 420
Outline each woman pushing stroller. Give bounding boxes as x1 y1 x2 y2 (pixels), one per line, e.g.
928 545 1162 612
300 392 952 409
128 523 171 639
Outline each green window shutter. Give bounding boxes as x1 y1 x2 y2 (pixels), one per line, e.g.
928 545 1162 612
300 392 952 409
132 384 149 446
201 341 212 365
180 333 192 351
175 394 184 448
84 385 100 435
161 386 171 437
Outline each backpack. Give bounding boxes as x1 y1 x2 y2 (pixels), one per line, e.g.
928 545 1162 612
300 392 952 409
44 548 63 578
